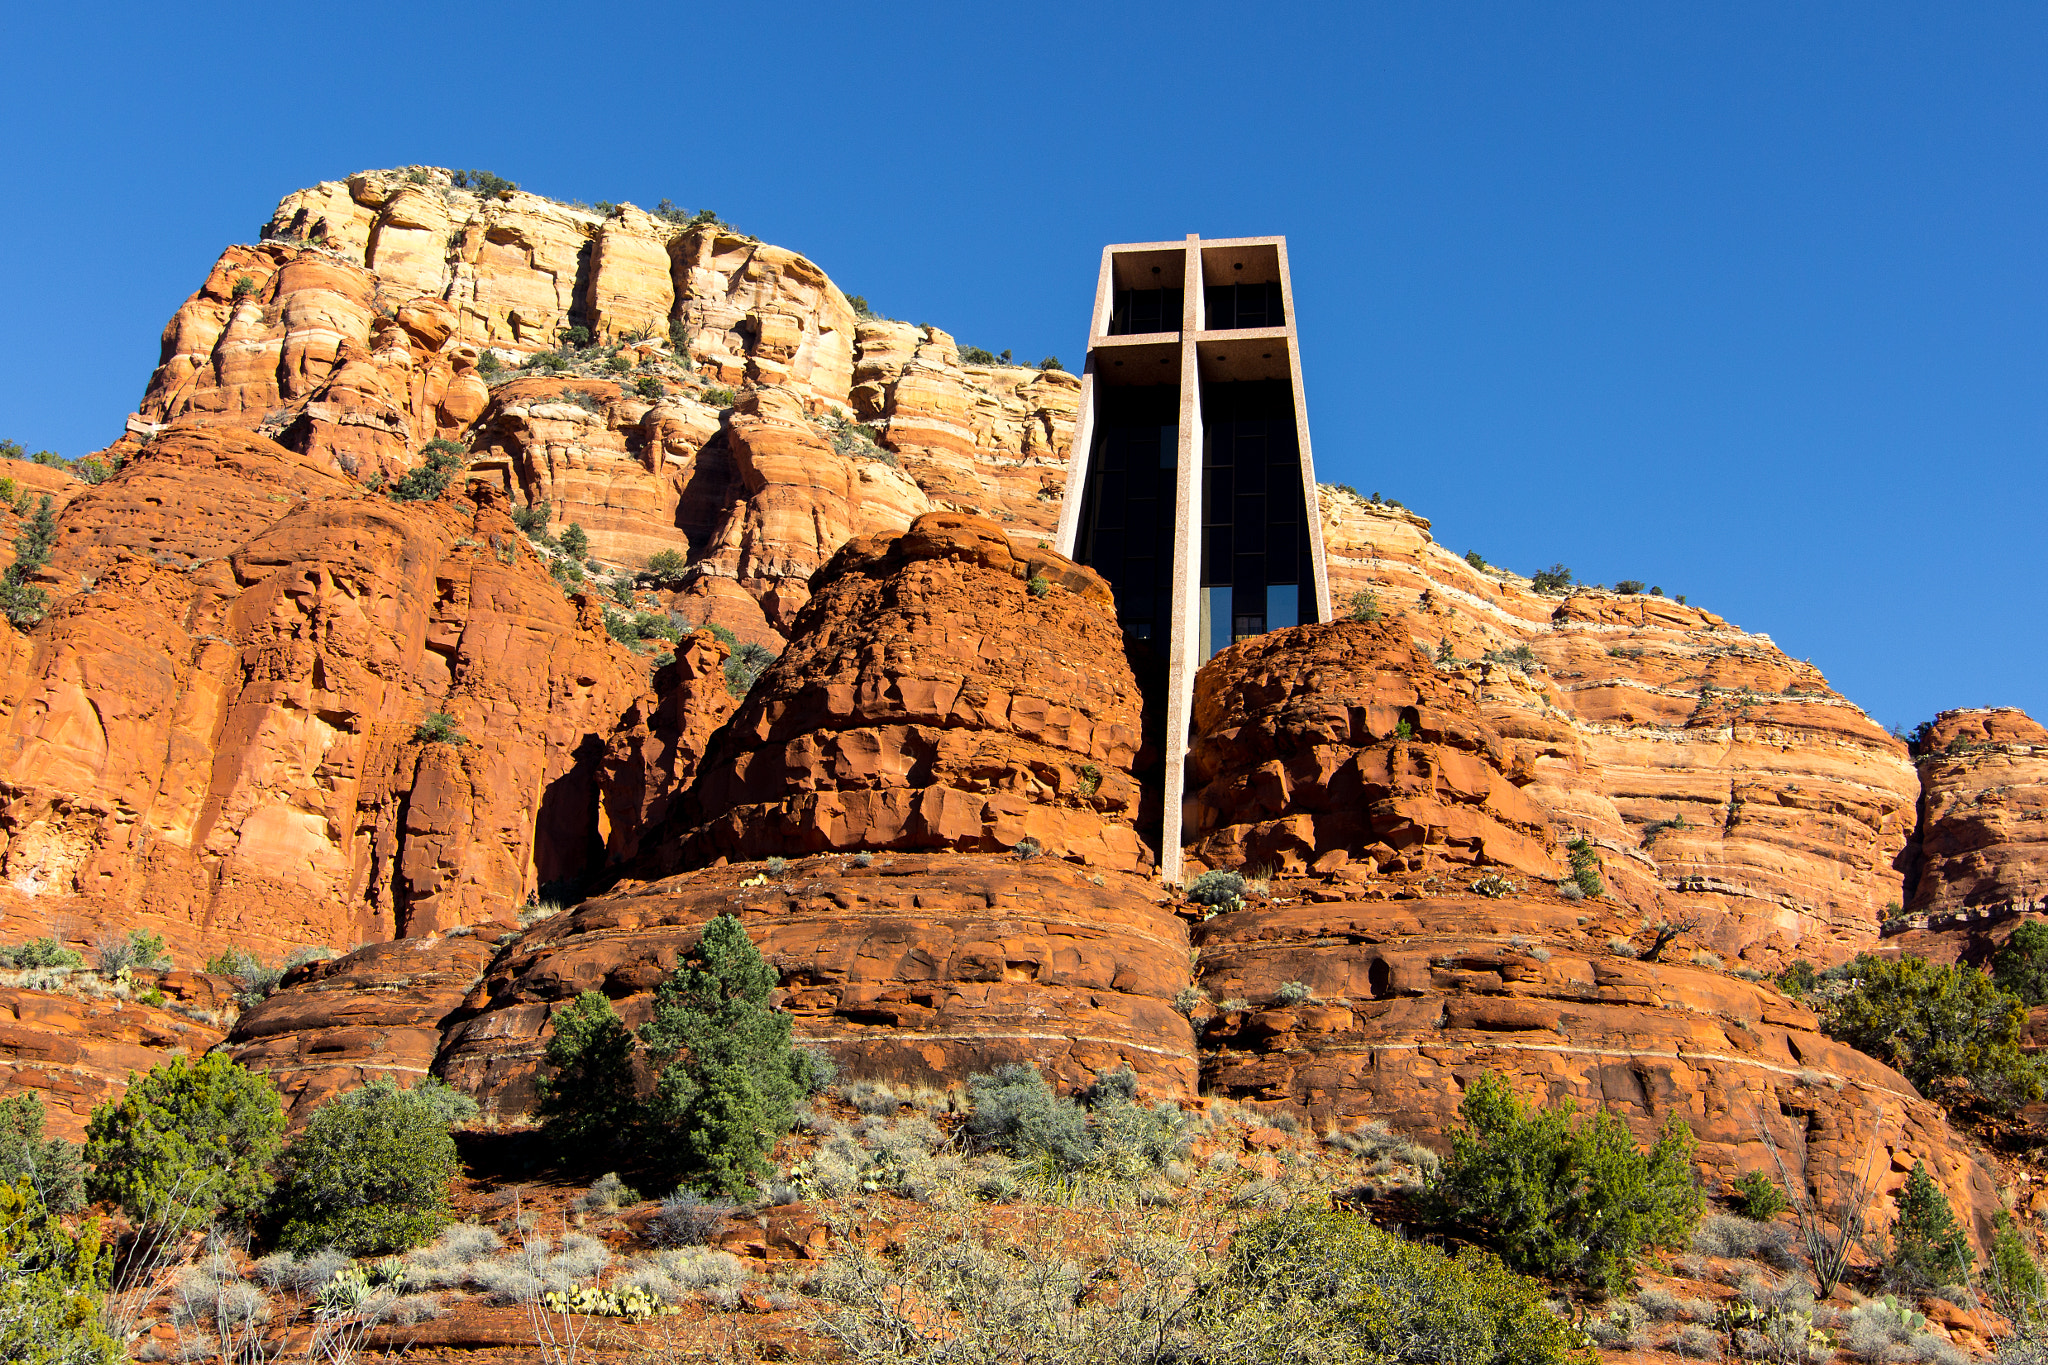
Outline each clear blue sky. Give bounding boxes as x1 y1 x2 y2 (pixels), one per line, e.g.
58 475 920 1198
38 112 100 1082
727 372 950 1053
1 2 2040 732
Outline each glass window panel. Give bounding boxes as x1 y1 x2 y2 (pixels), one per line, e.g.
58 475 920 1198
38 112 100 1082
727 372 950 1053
1266 583 1298 632
1206 585 1233 659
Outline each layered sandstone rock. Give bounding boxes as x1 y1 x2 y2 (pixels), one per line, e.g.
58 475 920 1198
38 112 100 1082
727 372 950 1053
433 854 1195 1120
666 388 931 644
227 933 496 1122
1184 618 1559 880
1907 708 2048 916
0 426 648 962
1194 886 2004 1251
665 512 1151 871
596 630 738 870
0 985 227 1140
852 322 1078 535
1314 488 1918 965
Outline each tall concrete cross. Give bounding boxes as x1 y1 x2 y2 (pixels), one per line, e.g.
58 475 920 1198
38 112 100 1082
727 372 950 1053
1055 234 1332 883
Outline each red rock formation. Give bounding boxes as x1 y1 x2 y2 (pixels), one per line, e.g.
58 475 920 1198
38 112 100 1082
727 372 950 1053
432 854 1195 1120
1194 886 2005 1252
1315 489 1918 966
1908 708 2048 916
668 512 1151 872
226 933 495 1122
0 426 649 962
1184 618 1559 880
0 983 228 1140
597 630 738 870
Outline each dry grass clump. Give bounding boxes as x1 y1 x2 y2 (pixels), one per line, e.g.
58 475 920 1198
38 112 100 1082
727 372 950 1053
1692 1213 1801 1269
618 1248 752 1310
1320 1118 1441 1182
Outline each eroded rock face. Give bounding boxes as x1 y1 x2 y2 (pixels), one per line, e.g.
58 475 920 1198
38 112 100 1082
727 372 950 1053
0 427 648 961
433 854 1195 1120
0 985 227 1141
664 512 1151 871
596 630 738 870
1314 489 1919 966
1185 618 1559 880
1908 708 2048 916
226 933 495 1122
1193 886 2005 1253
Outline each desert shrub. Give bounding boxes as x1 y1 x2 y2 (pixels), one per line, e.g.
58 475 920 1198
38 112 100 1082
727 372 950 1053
1730 1168 1790 1222
966 1064 1093 1169
1186 869 1246 907
725 640 776 697
1429 1070 1701 1295
960 345 998 365
619 1246 749 1308
793 1046 839 1096
550 557 585 590
0 494 56 628
450 169 517 197
1213 1208 1576 1365
1172 985 1207 1016
571 1171 640 1215
1887 1159 1973 1290
388 439 465 502
649 1191 732 1247
414 710 466 745
0 1093 84 1213
1038 356 1064 372
703 387 737 406
85 1052 285 1233
1994 920 2048 1007
543 916 807 1198
558 523 590 559
1343 588 1382 622
1990 1212 2045 1320
1276 981 1310 1004
639 914 806 1196
1691 1213 1801 1268
0 1174 121 1364
231 274 260 301
1530 563 1574 594
94 928 167 976
1566 837 1605 898
1615 579 1646 595
512 502 552 537
643 548 690 586
269 1077 460 1255
477 349 502 376
1822 953 2041 1109
634 375 664 400
72 456 115 485
537 990 642 1155
1026 572 1051 598
0 937 82 970
400 1224 498 1289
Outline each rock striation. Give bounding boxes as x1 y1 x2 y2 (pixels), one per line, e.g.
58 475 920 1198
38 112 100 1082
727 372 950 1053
0 426 648 963
1184 618 1558 880
664 511 1152 872
433 854 1195 1120
0 981 228 1141
1317 490 1919 967
1907 708 2048 916
226 933 495 1122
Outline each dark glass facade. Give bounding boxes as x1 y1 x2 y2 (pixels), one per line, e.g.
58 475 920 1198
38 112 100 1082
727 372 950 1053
1107 288 1183 335
1200 379 1311 656
1074 384 1179 642
1202 281 1285 330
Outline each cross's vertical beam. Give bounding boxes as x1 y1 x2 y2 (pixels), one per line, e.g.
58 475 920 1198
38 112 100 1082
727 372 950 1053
1158 236 1207 885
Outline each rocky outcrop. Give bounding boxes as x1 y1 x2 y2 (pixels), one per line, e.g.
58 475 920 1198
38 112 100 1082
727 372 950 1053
226 933 496 1122
0 984 228 1141
1907 708 2048 916
1314 489 1919 966
664 512 1152 872
596 630 738 870
1184 618 1559 880
117 171 1077 654
1194 885 2005 1253
0 426 649 962
433 853 1195 1120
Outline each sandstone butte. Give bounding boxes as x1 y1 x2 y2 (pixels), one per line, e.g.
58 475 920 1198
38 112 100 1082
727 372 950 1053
0 166 2034 1260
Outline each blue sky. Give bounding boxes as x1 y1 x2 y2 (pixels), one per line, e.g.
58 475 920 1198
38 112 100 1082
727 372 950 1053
1 2 2040 731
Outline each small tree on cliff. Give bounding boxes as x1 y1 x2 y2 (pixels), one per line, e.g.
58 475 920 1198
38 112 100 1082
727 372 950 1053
539 914 813 1198
1822 953 2043 1110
